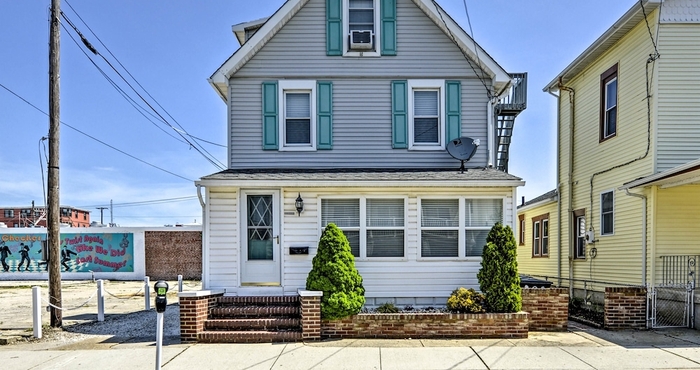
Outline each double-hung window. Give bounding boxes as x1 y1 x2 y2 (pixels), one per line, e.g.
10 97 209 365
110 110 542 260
600 191 614 235
3 209 14 218
344 0 380 55
573 209 586 259
279 81 316 150
408 80 445 150
419 198 503 258
600 64 618 141
321 197 405 258
518 214 525 246
532 214 549 257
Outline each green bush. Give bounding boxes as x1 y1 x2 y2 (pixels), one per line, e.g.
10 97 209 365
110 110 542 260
306 223 365 320
446 287 485 313
376 302 399 313
476 222 522 313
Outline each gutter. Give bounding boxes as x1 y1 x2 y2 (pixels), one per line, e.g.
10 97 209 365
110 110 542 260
622 188 648 286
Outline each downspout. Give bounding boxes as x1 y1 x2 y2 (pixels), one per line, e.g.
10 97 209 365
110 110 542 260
487 99 495 167
196 184 208 288
558 77 575 298
623 188 647 286
547 88 562 287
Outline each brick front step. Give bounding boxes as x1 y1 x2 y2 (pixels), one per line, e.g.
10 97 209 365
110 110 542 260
205 318 301 331
217 296 299 307
210 305 300 318
198 330 302 343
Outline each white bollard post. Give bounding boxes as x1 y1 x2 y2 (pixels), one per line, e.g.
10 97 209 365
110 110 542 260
155 310 164 369
178 274 183 293
32 286 42 339
97 279 104 322
144 276 151 311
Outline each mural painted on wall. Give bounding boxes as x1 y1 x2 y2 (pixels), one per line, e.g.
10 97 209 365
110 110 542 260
0 233 134 273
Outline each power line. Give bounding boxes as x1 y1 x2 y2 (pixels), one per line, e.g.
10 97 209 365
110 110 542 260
0 82 194 182
60 4 226 170
80 196 198 209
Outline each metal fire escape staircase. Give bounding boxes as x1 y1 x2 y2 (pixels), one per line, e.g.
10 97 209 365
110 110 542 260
495 73 527 173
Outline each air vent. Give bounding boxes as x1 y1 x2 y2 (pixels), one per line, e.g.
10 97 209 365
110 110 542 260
350 30 373 50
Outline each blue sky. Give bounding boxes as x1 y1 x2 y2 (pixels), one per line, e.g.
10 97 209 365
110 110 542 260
0 0 637 227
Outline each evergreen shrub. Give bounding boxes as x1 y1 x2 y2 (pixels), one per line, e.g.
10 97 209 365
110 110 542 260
476 222 522 313
305 223 365 320
446 287 485 313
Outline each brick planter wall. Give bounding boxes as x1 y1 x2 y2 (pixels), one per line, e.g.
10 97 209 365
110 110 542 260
145 231 202 280
604 287 647 330
299 291 323 340
321 312 528 339
522 288 569 331
179 291 224 343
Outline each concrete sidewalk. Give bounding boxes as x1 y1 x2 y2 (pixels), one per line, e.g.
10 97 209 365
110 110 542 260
3 322 700 369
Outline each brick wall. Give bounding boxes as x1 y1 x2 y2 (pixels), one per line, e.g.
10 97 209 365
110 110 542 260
522 288 569 331
300 293 322 340
604 287 647 330
145 231 201 280
179 292 224 343
321 312 529 339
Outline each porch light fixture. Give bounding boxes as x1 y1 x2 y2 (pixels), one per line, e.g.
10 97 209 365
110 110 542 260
295 193 304 216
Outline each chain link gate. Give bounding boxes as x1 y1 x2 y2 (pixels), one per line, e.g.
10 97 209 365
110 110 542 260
648 284 694 328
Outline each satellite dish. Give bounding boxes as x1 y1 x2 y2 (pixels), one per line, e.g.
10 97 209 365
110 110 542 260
446 137 480 172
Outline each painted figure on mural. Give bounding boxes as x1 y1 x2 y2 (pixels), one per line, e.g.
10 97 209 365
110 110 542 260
18 244 32 272
61 247 77 271
0 241 12 272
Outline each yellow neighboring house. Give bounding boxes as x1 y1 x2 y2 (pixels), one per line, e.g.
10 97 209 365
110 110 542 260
516 190 558 280
526 0 700 322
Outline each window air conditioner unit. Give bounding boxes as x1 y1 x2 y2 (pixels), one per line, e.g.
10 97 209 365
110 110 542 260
350 30 373 50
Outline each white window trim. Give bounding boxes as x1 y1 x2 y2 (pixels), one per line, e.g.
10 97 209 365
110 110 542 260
278 80 316 151
343 0 381 57
604 77 617 139
417 196 505 260
319 195 407 261
407 80 446 151
542 219 549 255
533 220 541 256
600 190 615 236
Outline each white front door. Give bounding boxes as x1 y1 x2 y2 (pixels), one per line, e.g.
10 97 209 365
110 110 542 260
241 190 281 286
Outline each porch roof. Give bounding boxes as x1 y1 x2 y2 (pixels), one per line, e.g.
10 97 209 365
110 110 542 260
197 168 524 188
621 158 700 189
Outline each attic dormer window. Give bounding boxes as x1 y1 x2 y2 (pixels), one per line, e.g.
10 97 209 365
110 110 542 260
343 0 380 56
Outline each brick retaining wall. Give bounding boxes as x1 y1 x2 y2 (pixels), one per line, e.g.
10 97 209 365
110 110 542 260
322 312 529 339
145 230 201 280
522 288 568 331
179 291 225 343
604 287 647 330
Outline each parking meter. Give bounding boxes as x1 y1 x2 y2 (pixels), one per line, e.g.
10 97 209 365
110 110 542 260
154 280 169 313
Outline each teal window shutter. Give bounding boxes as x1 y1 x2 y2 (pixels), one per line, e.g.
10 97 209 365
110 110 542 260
391 80 408 149
381 0 397 56
317 81 333 149
262 81 279 150
327 0 343 56
445 80 461 142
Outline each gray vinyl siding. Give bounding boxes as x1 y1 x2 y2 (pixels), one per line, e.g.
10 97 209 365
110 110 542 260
230 78 488 169
227 0 491 169
656 23 700 172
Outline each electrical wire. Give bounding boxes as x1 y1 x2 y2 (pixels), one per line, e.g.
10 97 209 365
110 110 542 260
60 6 226 169
64 0 224 152
0 82 194 182
59 20 188 146
80 196 198 209
433 1 493 99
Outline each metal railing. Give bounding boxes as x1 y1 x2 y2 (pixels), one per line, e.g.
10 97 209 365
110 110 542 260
659 255 698 288
496 72 527 113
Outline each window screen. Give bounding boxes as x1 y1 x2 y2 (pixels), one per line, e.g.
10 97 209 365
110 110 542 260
413 90 439 144
285 92 311 145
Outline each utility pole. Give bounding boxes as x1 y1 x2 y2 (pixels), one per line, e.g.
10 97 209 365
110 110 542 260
47 0 62 328
110 199 114 227
96 207 108 226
